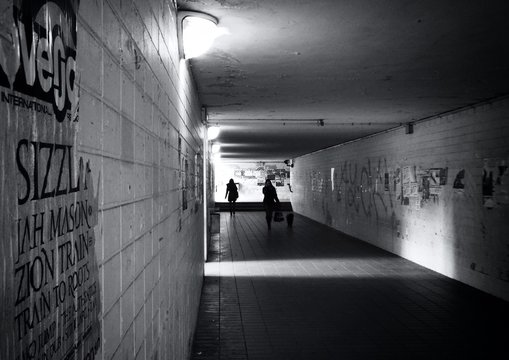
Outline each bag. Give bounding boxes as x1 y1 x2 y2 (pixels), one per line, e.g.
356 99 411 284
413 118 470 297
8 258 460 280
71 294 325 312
274 211 284 222
286 213 294 227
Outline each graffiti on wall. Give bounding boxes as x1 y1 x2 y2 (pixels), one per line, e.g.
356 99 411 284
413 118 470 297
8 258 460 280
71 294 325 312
1 1 101 359
329 158 395 224
326 158 449 233
332 159 449 217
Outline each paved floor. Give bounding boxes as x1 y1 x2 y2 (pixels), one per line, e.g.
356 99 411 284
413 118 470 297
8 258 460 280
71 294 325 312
191 212 509 360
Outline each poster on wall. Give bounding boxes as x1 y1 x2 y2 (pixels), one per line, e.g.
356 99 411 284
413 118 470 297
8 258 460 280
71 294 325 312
401 165 447 207
0 1 101 359
418 167 446 206
483 158 509 208
401 166 415 205
453 169 465 191
393 167 401 193
194 153 203 213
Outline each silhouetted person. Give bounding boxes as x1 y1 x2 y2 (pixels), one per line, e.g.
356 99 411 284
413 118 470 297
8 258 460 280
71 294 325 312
225 179 238 216
262 179 279 229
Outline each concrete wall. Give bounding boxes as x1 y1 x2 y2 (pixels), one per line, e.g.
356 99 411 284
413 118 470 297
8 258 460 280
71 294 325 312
291 98 509 301
1 1 204 359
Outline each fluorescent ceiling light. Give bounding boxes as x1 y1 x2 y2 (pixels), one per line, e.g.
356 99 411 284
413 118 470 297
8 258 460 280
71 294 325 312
211 144 221 153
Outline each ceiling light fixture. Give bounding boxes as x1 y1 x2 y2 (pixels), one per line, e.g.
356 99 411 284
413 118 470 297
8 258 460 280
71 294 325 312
207 126 220 140
211 144 221 153
178 10 226 59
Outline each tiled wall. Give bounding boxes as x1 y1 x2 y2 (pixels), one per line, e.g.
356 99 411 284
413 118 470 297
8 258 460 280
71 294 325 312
1 0 204 359
291 98 509 301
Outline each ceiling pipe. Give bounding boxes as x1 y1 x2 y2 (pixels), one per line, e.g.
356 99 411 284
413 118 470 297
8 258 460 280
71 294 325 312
211 119 403 127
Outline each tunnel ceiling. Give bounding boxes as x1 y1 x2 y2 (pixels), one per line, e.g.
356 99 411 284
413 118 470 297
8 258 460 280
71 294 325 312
177 0 509 161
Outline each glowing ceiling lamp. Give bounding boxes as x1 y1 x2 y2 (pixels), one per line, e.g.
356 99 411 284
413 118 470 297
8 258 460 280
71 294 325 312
207 126 220 140
178 11 226 59
211 144 221 153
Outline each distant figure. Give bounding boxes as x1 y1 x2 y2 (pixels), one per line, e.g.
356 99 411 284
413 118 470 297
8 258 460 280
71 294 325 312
225 179 238 216
262 179 279 230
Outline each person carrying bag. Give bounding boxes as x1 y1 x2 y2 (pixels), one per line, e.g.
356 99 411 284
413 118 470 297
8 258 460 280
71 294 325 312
262 179 279 230
273 203 284 222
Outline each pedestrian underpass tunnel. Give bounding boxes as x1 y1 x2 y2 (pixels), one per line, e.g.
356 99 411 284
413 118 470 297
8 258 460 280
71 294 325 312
0 1 508 359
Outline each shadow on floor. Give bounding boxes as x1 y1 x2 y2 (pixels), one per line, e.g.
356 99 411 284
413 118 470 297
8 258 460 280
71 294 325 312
193 212 509 360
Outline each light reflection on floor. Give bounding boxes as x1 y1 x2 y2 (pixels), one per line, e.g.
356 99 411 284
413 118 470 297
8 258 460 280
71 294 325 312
205 259 434 278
